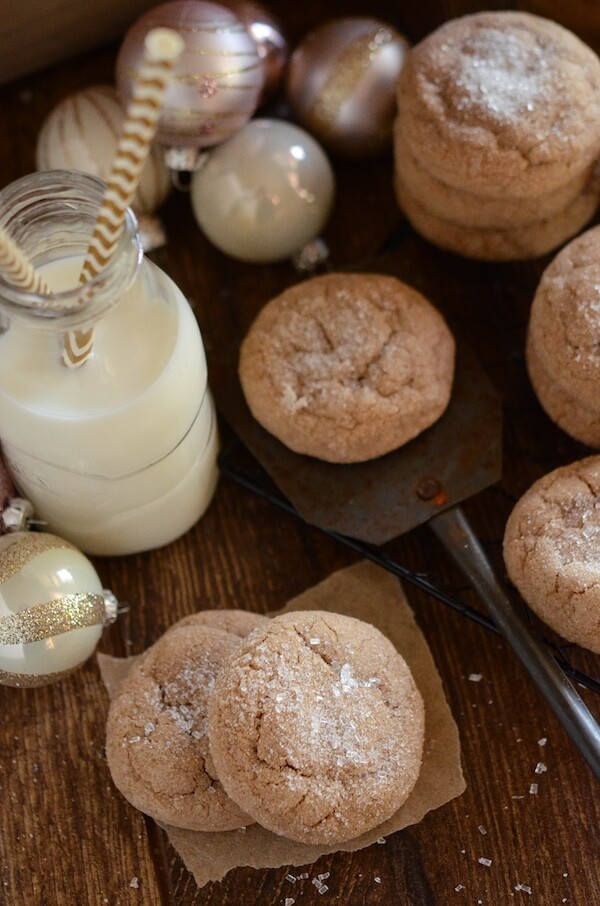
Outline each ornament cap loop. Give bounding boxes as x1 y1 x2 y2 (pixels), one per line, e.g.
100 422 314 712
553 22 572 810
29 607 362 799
1 497 35 533
102 590 120 625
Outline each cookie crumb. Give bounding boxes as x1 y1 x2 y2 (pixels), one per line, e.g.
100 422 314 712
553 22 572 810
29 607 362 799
514 883 532 894
534 762 547 774
377 837 386 844
284 899 295 906
478 825 487 835
529 783 538 795
468 674 482 682
455 883 465 892
285 874 296 883
537 737 547 747
478 857 492 867
129 878 139 889
374 877 382 884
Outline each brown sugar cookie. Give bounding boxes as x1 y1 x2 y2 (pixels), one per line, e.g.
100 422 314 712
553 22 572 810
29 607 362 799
527 225 600 441
395 174 599 261
503 456 600 653
397 11 600 198
208 610 425 844
106 622 255 831
394 125 595 229
239 273 455 463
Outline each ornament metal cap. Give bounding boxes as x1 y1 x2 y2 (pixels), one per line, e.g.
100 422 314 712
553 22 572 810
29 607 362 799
1 498 35 533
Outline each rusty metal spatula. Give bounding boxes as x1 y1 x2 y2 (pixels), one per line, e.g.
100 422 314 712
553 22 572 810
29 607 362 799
213 248 600 780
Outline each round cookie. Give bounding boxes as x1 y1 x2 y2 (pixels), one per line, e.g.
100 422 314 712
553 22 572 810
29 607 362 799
208 610 425 845
106 623 255 831
503 456 600 653
398 11 600 198
239 273 455 463
527 225 600 418
169 608 268 638
395 174 599 261
394 124 595 229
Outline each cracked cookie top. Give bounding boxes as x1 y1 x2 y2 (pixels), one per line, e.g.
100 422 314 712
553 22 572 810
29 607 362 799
239 272 455 463
397 11 600 197
207 610 425 844
503 456 600 653
105 610 267 831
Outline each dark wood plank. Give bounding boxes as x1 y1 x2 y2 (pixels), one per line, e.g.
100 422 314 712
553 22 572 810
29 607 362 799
1 1 600 904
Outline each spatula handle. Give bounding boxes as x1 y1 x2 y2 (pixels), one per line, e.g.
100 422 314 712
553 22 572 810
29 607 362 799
430 505 600 781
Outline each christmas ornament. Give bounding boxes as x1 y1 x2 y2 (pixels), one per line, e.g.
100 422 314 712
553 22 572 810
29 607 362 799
286 17 410 159
190 118 334 263
116 0 265 171
222 0 288 101
35 85 172 246
0 532 118 688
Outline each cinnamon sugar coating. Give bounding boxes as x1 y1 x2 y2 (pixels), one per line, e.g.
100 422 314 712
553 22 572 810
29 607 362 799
207 611 425 844
239 273 455 463
504 457 600 653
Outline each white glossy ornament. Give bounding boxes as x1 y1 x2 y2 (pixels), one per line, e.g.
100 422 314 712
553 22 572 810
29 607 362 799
35 85 171 216
0 532 117 687
286 17 410 158
190 118 334 263
116 0 265 168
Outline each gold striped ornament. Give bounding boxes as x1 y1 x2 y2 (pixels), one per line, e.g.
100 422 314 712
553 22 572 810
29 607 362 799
63 27 184 369
0 532 119 687
116 1 265 170
36 85 172 219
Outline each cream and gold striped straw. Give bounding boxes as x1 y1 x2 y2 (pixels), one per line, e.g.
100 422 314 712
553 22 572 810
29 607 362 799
0 224 51 296
63 27 184 368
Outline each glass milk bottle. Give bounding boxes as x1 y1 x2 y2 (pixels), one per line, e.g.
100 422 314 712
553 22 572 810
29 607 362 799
0 171 219 556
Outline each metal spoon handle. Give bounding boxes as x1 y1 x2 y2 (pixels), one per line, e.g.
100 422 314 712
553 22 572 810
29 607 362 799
431 505 600 781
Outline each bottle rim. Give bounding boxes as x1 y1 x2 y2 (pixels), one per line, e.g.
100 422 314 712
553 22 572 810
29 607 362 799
0 170 143 328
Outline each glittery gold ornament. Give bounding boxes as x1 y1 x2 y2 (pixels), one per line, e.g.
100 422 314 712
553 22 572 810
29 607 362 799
0 532 118 688
286 17 410 159
115 0 265 171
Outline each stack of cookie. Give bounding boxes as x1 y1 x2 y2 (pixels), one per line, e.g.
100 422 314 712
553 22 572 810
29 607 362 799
106 609 425 845
394 11 600 261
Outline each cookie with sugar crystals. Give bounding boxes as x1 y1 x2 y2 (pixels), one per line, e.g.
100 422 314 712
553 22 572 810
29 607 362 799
527 224 600 442
208 610 425 844
239 272 455 463
106 616 263 831
397 11 600 198
504 456 600 653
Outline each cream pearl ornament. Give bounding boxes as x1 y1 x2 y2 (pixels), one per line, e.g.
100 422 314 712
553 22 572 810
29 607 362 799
0 532 118 688
116 0 265 171
190 118 334 263
286 17 410 159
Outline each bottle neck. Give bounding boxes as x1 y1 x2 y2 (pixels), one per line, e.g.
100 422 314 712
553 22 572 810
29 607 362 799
0 171 143 332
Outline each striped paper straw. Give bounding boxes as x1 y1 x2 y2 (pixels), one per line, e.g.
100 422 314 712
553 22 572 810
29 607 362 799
63 27 184 368
0 224 51 296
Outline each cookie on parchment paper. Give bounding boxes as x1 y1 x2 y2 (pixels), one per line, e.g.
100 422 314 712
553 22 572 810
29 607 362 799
208 610 425 845
106 610 267 832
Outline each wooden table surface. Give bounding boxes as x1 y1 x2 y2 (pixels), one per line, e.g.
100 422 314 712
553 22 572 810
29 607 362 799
1 2 600 904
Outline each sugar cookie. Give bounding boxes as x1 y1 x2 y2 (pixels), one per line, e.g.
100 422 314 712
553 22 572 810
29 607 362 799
106 619 259 831
504 456 600 653
208 610 425 844
239 272 455 463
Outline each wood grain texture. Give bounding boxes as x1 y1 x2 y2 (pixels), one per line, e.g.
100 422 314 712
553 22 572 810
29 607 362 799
1 2 600 904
